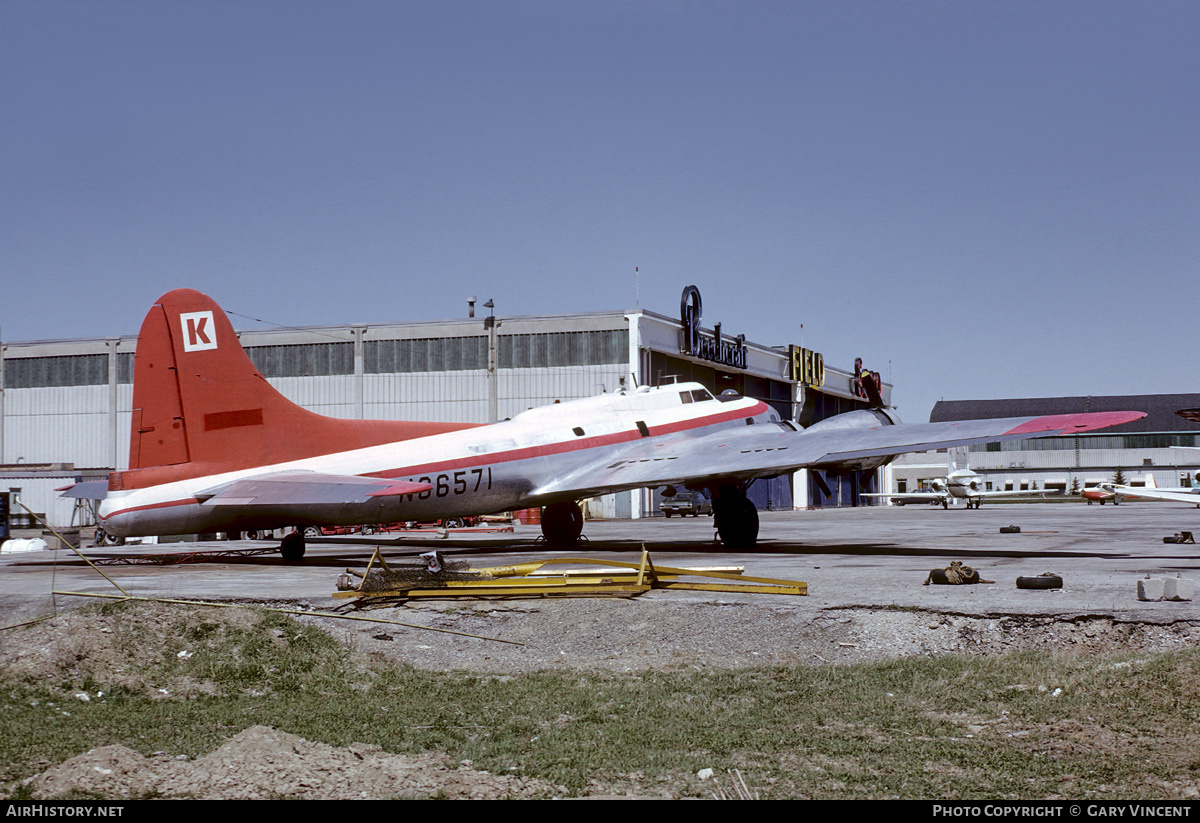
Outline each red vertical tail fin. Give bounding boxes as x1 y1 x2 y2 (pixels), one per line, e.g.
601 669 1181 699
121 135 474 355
120 289 477 486
128 295 193 469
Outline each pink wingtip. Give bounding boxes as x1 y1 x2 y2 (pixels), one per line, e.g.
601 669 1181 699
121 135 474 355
1005 410 1146 436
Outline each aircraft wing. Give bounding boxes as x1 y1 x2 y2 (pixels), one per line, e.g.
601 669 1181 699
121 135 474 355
974 488 1062 498
528 410 1145 502
860 491 950 502
194 472 432 507
1113 487 1200 505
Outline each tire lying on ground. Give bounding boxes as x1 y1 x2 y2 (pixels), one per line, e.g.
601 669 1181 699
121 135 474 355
1016 574 1064 590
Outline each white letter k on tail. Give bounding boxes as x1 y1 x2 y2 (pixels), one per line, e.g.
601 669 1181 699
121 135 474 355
180 311 217 351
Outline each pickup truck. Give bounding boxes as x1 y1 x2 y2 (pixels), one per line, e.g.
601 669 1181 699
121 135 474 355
660 491 713 517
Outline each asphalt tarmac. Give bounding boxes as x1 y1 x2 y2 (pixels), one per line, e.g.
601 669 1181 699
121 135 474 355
2 502 1199 626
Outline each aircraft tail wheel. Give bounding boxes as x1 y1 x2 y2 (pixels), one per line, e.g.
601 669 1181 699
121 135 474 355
94 527 124 547
541 501 584 545
281 530 306 562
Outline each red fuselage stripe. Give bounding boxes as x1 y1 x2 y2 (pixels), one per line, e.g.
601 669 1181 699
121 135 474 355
100 497 200 520
366 402 764 480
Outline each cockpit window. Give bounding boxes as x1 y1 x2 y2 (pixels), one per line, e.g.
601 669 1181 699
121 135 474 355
690 388 713 403
679 391 693 404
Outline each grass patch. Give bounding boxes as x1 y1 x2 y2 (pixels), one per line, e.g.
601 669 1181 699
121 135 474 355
2 602 1199 798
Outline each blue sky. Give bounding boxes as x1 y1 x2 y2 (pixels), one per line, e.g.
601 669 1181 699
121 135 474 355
2 0 1196 421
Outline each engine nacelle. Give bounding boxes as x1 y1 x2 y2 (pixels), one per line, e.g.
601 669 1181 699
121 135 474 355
805 407 902 473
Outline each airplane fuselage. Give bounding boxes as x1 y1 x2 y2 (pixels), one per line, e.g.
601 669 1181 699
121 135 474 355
1082 484 1118 504
99 383 771 537
944 469 986 502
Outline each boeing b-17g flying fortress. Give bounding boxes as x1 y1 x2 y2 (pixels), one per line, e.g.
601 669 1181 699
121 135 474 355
63 289 1145 559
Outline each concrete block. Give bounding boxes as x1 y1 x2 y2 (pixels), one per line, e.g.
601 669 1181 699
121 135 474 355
41 529 79 550
1137 577 1164 601
1163 576 1194 602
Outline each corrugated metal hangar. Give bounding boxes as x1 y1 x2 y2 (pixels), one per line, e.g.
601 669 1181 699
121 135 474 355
0 286 891 527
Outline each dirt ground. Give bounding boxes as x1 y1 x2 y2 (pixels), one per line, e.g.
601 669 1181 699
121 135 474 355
5 594 1200 799
26 725 559 800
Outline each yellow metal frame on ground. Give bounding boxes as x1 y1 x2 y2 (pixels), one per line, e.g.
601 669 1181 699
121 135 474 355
333 547 807 599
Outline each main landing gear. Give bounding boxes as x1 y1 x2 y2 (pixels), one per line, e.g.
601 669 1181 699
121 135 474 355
541 501 584 546
280 529 306 562
539 489 762 550
713 486 759 550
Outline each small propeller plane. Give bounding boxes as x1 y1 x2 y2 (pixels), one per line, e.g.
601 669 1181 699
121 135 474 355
865 466 1062 509
1093 474 1200 507
1082 483 1121 505
65 289 1145 558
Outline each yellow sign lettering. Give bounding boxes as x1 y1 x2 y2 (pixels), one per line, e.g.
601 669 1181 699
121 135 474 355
789 345 824 387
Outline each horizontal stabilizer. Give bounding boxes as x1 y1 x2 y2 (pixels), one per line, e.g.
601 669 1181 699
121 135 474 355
195 472 432 507
57 480 110 500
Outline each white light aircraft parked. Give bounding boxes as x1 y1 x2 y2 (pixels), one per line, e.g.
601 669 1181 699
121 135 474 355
65 290 1144 558
1103 474 1200 507
865 467 1061 509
